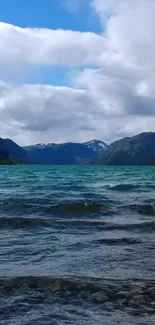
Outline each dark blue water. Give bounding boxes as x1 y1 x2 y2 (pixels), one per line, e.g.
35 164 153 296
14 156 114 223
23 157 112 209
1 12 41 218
0 166 155 324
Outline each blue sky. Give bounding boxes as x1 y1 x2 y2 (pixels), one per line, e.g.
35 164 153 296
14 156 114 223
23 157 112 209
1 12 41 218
0 0 101 31
0 0 154 145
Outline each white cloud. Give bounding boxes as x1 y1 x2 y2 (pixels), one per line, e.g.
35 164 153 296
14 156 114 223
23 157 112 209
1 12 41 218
0 0 155 144
70 0 155 123
0 83 103 145
0 22 104 68
92 0 155 71
0 81 155 146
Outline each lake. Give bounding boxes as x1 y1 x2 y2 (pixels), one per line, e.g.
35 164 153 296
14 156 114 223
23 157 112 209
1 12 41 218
0 166 155 324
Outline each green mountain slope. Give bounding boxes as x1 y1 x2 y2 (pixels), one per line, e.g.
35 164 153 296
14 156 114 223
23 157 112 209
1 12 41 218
91 132 155 166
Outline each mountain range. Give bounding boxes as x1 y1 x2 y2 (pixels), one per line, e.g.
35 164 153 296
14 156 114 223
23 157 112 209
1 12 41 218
0 132 155 165
23 140 107 164
0 139 107 165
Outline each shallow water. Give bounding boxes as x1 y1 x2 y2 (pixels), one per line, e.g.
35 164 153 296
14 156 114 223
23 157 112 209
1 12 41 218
0 166 155 324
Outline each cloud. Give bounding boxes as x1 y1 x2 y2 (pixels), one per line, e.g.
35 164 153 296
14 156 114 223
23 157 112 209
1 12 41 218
92 0 155 72
72 0 155 116
0 22 104 68
0 83 104 144
0 81 155 146
0 0 155 144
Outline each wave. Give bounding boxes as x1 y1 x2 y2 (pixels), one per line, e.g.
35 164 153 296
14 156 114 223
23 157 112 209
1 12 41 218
0 217 115 231
92 237 141 246
105 221 155 232
0 216 155 233
127 203 155 216
108 183 141 192
0 199 115 216
49 219 155 233
2 198 155 219
107 182 155 193
55 219 108 229
0 216 47 228
65 220 155 232
0 276 155 312
48 202 109 215
0 216 109 230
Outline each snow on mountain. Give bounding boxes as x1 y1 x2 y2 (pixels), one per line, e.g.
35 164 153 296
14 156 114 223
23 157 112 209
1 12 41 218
24 140 108 152
23 143 46 150
83 140 108 152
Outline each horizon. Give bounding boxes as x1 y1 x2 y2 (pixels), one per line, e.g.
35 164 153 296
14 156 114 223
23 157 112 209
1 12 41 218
0 0 155 145
3 130 155 148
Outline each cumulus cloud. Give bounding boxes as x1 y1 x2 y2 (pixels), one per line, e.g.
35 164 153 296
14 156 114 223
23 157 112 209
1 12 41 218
93 0 155 69
0 83 104 144
0 22 104 67
72 0 155 117
0 0 155 144
0 81 155 146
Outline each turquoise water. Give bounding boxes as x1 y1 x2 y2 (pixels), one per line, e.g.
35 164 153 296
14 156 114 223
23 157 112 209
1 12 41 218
0 166 155 324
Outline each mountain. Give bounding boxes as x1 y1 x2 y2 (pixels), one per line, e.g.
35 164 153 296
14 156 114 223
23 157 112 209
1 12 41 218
1 133 155 166
92 132 155 166
0 138 27 164
24 140 108 165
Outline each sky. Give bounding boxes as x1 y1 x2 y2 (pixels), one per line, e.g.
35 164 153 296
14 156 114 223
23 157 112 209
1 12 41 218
0 0 155 145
